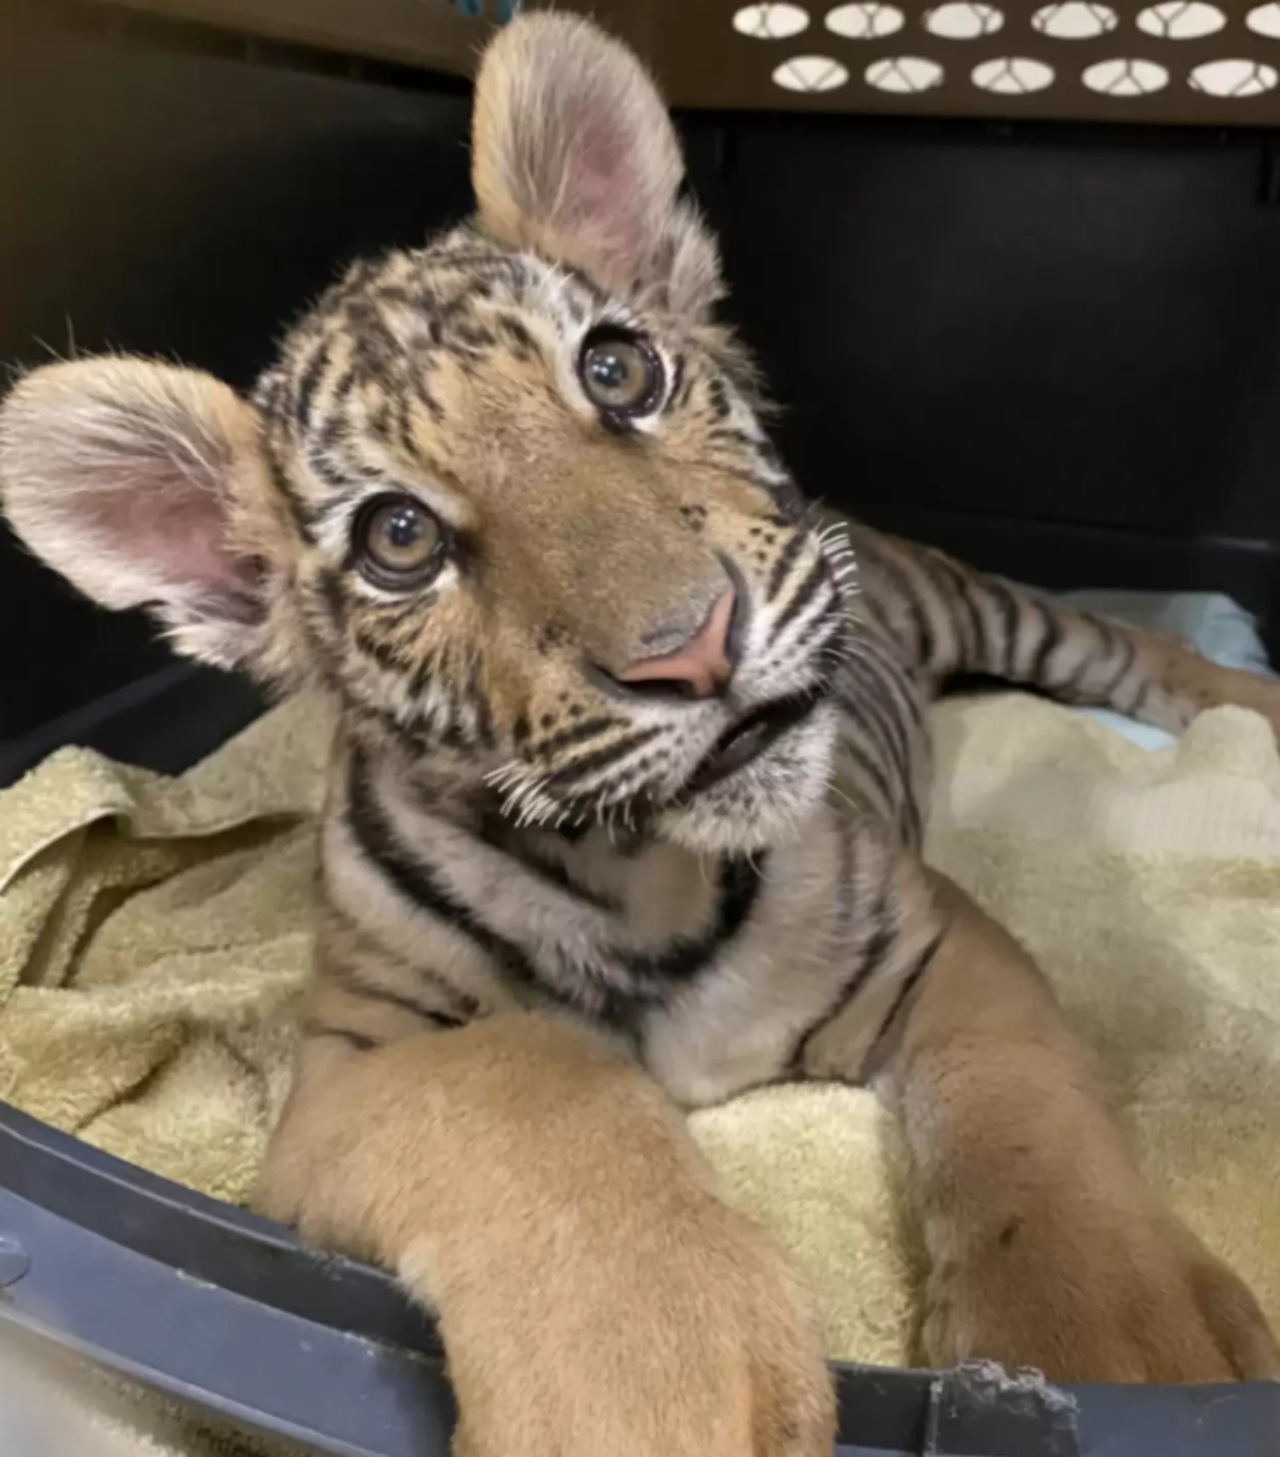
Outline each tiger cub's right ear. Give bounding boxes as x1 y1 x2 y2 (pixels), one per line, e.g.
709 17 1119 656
0 357 277 670
471 12 723 318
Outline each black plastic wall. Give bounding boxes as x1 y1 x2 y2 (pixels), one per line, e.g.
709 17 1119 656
0 1 475 739
707 116 1280 628
4 0 1280 744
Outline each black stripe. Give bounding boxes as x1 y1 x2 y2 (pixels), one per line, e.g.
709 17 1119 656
434 249 522 275
925 553 984 671
327 898 485 1021
709 426 757 454
668 354 688 410
838 733 898 817
1027 599 1065 687
983 578 1026 680
860 663 913 782
563 747 670 825
860 925 948 1077
346 300 404 384
308 447 353 494
266 458 322 544
450 319 495 350
954 573 995 675
1056 645 1095 697
396 394 422 462
345 753 542 988
837 670 900 778
335 965 467 1029
788 606 841 664
330 364 358 408
839 656 911 787
496 314 538 359
314 568 347 623
865 547 936 671
354 629 403 674
1087 612 1121 659
535 713 625 760
788 879 895 1072
475 814 621 914
347 757 761 1025
901 795 924 852
293 342 330 428
771 553 830 640
956 580 989 674
615 854 765 989
767 529 809 603
540 725 664 792
304 1021 380 1052
869 638 927 730
554 262 608 306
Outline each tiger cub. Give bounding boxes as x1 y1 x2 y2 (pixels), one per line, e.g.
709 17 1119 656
2 14 1277 1455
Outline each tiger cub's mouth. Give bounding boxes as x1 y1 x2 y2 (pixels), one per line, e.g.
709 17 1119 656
680 688 825 799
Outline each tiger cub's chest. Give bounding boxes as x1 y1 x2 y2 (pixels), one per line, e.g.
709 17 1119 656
545 810 875 1108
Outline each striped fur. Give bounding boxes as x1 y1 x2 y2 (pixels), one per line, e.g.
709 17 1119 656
3 10 1279 1416
301 507 1280 1105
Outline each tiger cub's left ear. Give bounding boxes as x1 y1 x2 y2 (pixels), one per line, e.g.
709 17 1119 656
0 357 277 671
470 12 723 318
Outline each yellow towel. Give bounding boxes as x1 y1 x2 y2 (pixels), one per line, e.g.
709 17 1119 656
2 688 1279 1433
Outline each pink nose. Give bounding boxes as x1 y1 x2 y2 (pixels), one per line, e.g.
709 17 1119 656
616 589 737 699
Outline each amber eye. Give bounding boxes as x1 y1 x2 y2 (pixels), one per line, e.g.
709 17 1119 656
354 495 443 588
578 329 663 417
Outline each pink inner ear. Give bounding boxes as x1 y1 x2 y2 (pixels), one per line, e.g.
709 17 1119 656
82 456 251 594
570 129 647 272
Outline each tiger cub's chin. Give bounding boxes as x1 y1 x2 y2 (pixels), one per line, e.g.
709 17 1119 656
658 700 840 857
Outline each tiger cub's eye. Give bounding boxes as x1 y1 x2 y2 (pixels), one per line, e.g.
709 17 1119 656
578 329 663 417
355 495 443 589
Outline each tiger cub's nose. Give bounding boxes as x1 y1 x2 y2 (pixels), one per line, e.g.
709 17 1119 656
616 589 738 700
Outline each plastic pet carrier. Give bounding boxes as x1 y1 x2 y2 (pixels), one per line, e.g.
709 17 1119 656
2 2 1279 1453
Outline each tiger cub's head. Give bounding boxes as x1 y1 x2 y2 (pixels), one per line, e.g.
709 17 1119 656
0 14 851 855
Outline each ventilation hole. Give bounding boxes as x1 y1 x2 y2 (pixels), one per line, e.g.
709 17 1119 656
1247 3 1280 38
1189 58 1279 95
733 4 811 38
1136 2 1226 38
865 55 945 91
1082 57 1169 94
826 3 906 37
971 56 1055 92
773 54 851 89
1031 3 1118 38
924 3 1003 37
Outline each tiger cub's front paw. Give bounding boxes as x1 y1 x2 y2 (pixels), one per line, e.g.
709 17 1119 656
924 1201 1280 1385
445 1197 835 1456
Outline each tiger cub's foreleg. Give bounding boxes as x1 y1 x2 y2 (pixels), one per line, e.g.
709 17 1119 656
259 965 834 1457
849 527 1280 737
824 863 1280 1383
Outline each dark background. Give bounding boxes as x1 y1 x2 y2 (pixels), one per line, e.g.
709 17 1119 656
4 0 1280 744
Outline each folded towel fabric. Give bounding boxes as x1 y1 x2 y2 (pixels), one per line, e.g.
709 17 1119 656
1 600 1278 1444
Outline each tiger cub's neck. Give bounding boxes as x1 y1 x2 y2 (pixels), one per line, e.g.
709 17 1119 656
360 745 781 960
